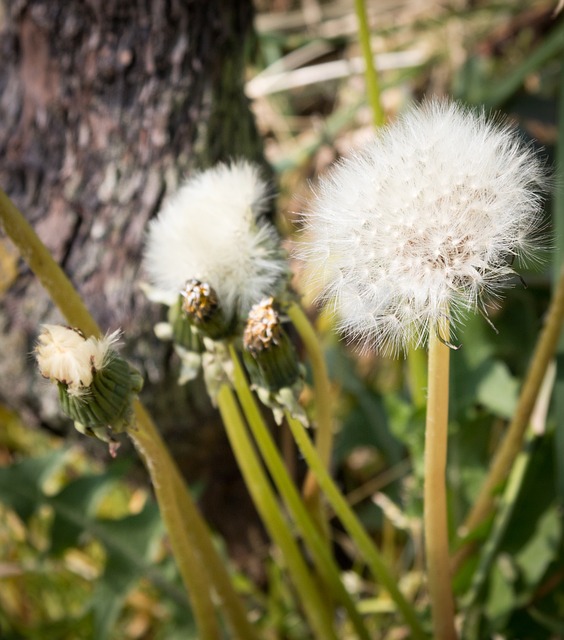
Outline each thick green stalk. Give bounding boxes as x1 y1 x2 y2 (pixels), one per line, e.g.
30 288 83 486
287 302 333 505
132 403 259 640
424 322 457 640
0 188 256 640
354 0 385 127
453 264 564 572
0 188 99 336
128 408 221 640
284 411 427 639
228 344 371 640
216 383 338 640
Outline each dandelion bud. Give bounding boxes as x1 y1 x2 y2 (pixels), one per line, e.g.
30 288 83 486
181 279 234 340
243 299 307 425
243 298 300 391
300 99 547 355
35 325 143 448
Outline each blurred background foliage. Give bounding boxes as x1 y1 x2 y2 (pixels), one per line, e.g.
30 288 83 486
1 0 564 638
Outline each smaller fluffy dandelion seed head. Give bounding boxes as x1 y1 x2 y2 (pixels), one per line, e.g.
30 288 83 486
144 160 286 322
36 325 120 396
300 99 547 355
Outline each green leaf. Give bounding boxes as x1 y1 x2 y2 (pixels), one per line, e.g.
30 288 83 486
90 502 164 640
0 450 66 521
514 503 561 588
0 452 186 639
49 467 125 555
484 556 516 627
475 361 519 420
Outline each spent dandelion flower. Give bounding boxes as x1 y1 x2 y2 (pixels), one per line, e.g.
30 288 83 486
300 99 547 355
143 160 287 339
35 325 143 451
36 324 118 397
242 298 306 424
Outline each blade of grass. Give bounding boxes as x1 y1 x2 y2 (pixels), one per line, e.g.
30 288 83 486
452 264 564 572
482 18 564 109
354 0 385 127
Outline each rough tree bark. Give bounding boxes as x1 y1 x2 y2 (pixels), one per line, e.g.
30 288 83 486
0 0 269 577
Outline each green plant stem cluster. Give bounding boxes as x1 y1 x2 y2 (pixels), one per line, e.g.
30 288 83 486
0 189 256 640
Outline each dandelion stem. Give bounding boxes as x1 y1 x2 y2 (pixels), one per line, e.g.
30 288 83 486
284 410 428 640
0 188 99 336
129 407 222 640
407 347 428 409
452 264 564 572
228 344 371 640
0 188 256 640
354 0 385 127
216 382 339 640
287 302 334 509
424 318 457 640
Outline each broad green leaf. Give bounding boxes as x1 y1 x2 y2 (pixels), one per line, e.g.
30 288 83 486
90 502 164 640
49 466 126 555
475 361 519 420
0 450 66 521
484 556 516 626
514 503 561 588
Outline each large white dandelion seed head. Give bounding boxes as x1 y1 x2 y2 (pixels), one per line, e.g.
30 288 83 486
300 99 547 355
143 160 286 321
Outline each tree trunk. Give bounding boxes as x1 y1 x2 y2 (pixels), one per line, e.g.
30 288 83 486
0 0 268 579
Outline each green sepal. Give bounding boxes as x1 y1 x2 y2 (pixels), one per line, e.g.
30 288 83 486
57 355 144 443
169 295 204 352
188 304 237 341
243 330 301 392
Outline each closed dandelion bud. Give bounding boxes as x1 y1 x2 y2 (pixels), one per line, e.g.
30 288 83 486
243 298 300 391
181 279 235 340
35 325 143 450
243 298 307 425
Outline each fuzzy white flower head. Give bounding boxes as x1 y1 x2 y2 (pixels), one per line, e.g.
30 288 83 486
36 325 120 396
300 99 546 355
143 160 286 323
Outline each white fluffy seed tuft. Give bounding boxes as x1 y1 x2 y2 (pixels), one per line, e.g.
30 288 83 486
36 325 120 395
143 160 286 321
299 99 547 355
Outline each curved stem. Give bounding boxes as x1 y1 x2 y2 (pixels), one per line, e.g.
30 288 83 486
0 188 256 640
354 0 385 127
284 411 427 640
424 321 457 640
132 403 258 640
129 408 221 640
216 383 339 640
287 302 333 506
0 188 100 336
228 344 371 640
453 264 564 572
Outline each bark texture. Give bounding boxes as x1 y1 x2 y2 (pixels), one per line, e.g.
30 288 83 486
0 0 268 577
